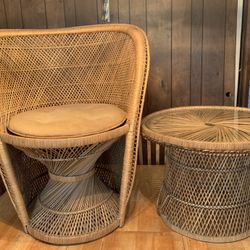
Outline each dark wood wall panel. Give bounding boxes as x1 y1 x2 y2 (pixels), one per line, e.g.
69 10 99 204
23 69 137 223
21 0 47 28
118 0 129 23
172 0 191 107
202 0 226 105
239 0 250 107
64 0 76 27
45 0 65 28
4 0 23 28
130 0 147 30
190 0 203 105
0 0 7 28
224 0 237 105
110 0 119 23
75 0 98 26
147 0 172 113
97 0 102 23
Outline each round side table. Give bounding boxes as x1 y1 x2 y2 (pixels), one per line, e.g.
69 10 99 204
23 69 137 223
142 106 250 242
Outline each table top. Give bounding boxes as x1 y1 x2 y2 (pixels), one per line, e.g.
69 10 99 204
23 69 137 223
142 106 250 151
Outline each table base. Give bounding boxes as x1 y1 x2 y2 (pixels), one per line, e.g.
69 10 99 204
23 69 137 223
157 145 250 243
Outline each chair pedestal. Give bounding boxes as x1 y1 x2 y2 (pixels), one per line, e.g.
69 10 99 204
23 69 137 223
19 139 120 245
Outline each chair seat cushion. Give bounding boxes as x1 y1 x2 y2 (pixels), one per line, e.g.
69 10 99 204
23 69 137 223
8 103 126 138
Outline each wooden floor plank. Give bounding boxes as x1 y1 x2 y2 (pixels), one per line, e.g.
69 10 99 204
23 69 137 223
0 165 249 249
118 165 167 233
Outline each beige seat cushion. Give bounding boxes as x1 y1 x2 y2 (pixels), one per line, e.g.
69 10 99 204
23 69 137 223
8 104 126 138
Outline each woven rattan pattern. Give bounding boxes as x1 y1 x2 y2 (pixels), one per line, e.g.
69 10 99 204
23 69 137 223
0 31 134 128
17 142 109 176
142 106 250 150
0 24 150 244
157 146 250 242
142 106 250 242
24 139 120 244
0 145 48 206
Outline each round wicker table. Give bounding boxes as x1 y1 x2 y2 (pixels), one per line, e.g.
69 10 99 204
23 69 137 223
142 106 250 243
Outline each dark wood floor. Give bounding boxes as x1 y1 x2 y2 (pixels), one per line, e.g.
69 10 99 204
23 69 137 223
0 165 249 249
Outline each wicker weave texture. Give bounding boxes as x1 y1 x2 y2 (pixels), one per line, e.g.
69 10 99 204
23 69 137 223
23 139 120 244
142 106 250 150
0 30 134 127
158 146 250 242
0 24 150 244
142 106 250 242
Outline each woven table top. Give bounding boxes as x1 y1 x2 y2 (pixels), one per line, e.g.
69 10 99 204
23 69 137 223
142 106 250 151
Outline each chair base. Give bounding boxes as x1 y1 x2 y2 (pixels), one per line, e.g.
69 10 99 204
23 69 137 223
27 222 119 245
27 184 120 245
18 139 121 245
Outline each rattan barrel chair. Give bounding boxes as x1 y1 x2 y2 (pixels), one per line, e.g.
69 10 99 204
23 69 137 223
0 24 150 244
